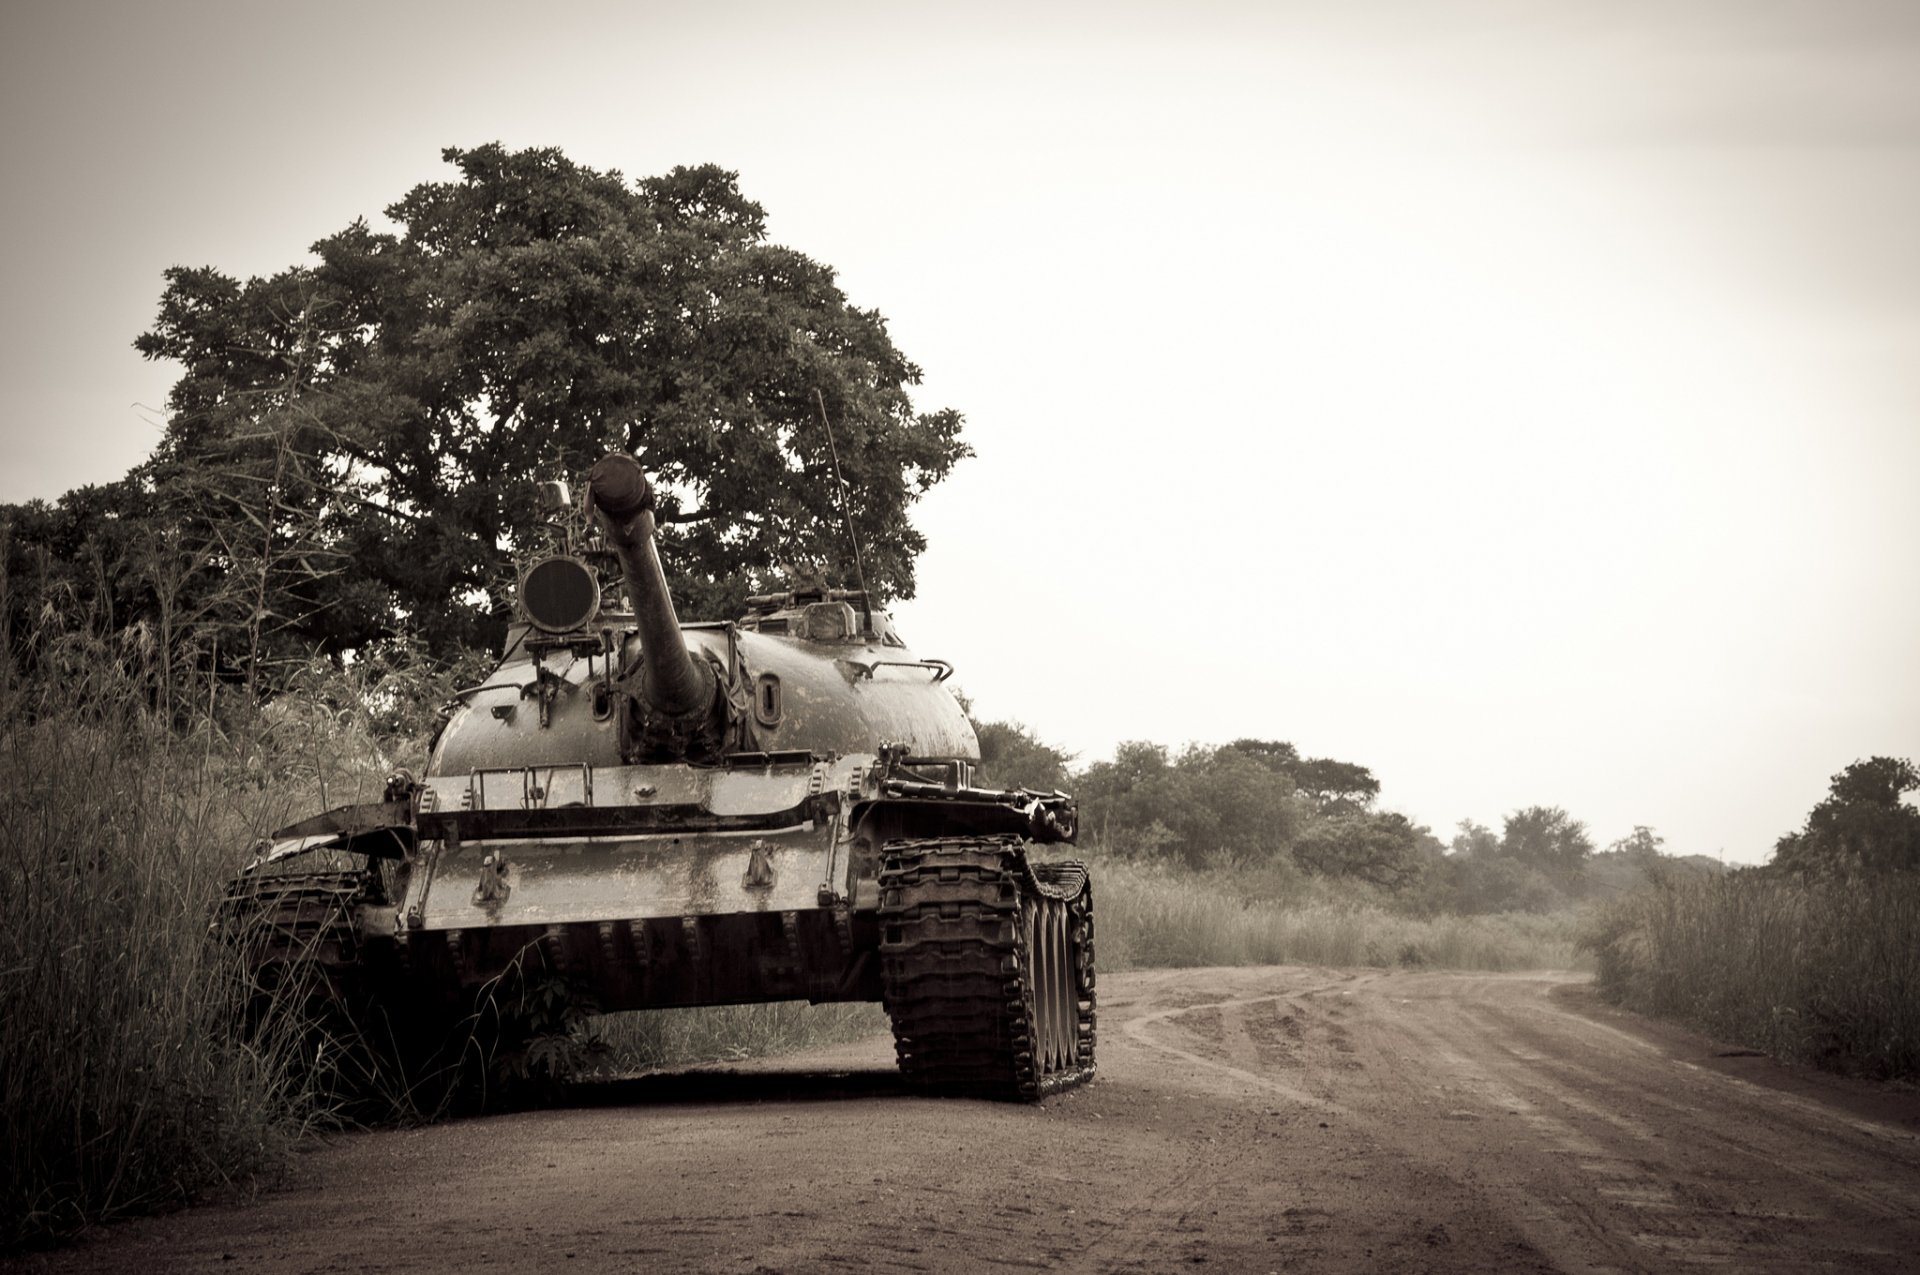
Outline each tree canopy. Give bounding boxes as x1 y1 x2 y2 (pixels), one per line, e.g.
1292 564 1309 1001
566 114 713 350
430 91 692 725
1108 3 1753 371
972 718 1075 793
1076 741 1301 867
1223 738 1381 812
1772 757 1920 876
1497 805 1594 883
1071 737 1424 881
6 143 970 682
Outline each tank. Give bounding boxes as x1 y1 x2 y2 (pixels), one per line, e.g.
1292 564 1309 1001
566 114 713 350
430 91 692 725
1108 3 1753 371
222 452 1094 1108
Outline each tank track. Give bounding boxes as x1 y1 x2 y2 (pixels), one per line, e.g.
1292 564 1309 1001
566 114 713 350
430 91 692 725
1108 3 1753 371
219 870 398 1111
220 869 372 1001
219 872 595 1117
878 836 1096 1100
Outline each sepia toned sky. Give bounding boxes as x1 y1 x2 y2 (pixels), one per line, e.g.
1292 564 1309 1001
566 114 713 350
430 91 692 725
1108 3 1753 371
4 0 1916 862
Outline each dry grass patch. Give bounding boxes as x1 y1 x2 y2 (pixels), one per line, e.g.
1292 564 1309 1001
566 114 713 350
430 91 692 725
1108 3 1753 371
1091 856 1584 972
1584 872 1920 1079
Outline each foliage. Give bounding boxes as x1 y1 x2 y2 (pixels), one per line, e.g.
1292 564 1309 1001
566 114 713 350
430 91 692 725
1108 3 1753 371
1606 824 1665 862
591 1003 889 1074
1225 737 1380 811
1425 818 1711 915
1449 818 1500 859
1584 870 1920 1080
1432 852 1566 914
1075 740 1304 868
469 969 612 1107
1770 756 1920 876
1497 805 1595 884
1035 730 1436 891
6 142 969 693
1290 811 1430 890
0 599 447 1249
134 144 966 647
972 717 1073 791
0 711 277 1250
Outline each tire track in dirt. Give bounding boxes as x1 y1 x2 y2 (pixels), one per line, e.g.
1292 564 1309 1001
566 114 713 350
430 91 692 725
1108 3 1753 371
1121 993 1353 1113
1291 972 1919 1273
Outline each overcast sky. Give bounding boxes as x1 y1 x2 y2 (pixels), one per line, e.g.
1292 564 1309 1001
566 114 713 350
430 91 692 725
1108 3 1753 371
4 0 1916 862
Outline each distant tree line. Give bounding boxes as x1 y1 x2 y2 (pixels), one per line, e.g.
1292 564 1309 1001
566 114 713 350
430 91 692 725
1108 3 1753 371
979 712 1920 905
970 721 1723 912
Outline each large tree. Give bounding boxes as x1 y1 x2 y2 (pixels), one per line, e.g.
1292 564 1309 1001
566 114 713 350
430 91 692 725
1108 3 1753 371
1772 757 1920 876
1499 805 1594 884
130 144 969 658
1224 738 1381 812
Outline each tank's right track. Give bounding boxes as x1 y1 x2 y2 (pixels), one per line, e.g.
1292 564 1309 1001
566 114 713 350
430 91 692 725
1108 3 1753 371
878 836 1095 1100
220 869 371 1002
219 869 397 1109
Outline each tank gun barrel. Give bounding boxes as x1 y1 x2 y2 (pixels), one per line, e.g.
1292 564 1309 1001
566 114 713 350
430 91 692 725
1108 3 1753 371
585 452 710 716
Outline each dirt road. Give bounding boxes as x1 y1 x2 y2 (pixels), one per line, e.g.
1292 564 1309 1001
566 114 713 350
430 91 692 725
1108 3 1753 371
16 968 1920 1273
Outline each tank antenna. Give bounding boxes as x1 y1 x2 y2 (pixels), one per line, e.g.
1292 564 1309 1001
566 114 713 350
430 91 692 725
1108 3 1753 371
812 388 873 636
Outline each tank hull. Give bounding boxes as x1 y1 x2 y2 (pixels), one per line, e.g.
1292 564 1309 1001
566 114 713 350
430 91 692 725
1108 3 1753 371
392 907 884 1011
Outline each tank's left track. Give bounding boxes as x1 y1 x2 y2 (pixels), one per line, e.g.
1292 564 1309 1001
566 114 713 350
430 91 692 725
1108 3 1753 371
878 836 1096 1100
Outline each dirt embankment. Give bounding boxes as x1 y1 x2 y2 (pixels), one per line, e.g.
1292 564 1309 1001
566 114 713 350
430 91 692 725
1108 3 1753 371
13 968 1920 1273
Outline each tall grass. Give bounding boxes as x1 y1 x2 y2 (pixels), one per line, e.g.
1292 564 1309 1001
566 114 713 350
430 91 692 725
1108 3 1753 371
0 636 410 1249
1089 854 1584 972
1583 872 1920 1079
1 711 283 1247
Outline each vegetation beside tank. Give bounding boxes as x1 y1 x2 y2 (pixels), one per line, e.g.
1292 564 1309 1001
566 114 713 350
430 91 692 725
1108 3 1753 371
1582 759 1920 1081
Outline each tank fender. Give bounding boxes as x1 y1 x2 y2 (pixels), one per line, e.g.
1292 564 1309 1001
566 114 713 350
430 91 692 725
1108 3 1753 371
245 798 417 870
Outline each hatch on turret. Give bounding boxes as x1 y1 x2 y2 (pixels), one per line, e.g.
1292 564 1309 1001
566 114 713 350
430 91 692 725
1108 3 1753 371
739 587 905 647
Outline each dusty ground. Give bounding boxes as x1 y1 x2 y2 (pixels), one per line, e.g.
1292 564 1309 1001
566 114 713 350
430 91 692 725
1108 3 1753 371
13 967 1920 1273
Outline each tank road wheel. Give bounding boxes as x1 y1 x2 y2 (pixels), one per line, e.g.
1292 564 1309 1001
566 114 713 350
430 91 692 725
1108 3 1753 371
878 837 1096 1100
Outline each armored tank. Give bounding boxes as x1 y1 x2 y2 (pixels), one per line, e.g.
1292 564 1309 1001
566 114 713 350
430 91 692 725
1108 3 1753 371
223 452 1094 1107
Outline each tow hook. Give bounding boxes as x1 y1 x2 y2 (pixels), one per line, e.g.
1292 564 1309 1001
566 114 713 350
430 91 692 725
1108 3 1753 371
472 852 512 908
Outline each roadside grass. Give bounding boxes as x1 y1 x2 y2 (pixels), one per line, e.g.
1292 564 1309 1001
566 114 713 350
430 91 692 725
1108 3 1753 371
1 709 289 1250
1583 871 1920 1080
1088 853 1586 973
0 645 410 1250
